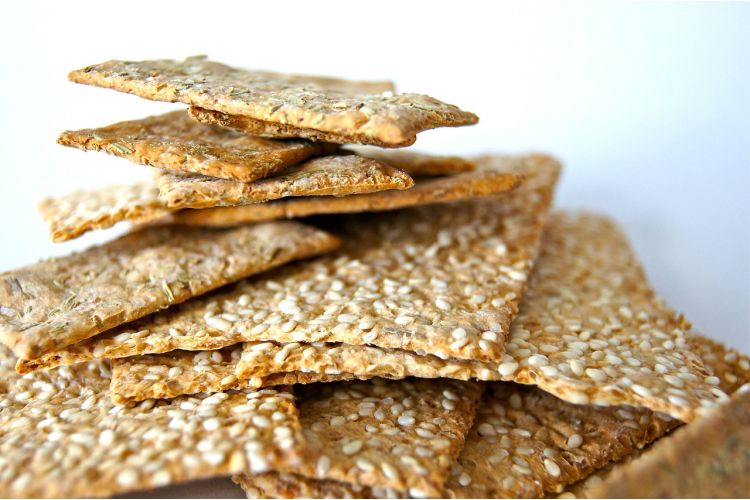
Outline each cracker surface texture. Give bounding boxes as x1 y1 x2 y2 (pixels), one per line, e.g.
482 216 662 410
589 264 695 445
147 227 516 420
1 221 339 360
156 154 415 209
58 110 338 182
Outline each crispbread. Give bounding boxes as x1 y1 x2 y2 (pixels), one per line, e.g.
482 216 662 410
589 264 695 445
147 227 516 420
0 345 304 498
168 154 522 227
68 56 477 147
108 345 355 403
156 154 415 209
688 333 750 394
279 378 482 497
1 221 339 361
18 154 558 374
38 181 172 242
348 147 477 176
58 110 338 182
585 388 750 499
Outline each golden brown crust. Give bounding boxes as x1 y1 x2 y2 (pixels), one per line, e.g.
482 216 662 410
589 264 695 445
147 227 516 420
0 345 304 498
347 146 477 176
67 56 477 147
37 181 172 242
169 154 522 226
1 221 339 360
156 154 415 209
57 110 339 182
688 333 750 394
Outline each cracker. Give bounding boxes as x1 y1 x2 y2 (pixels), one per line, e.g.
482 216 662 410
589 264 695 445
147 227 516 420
58 110 339 182
156 154 415 209
67 56 477 147
279 378 482 497
1 221 339 360
584 388 750 499
19 154 558 374
108 345 355 403
0 345 304 498
168 154 522 227
38 181 172 242
348 147 477 176
688 333 750 394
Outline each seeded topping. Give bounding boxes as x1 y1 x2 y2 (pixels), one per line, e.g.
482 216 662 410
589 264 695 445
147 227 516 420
1 221 339 362
58 110 339 183
37 182 172 242
0 345 304 498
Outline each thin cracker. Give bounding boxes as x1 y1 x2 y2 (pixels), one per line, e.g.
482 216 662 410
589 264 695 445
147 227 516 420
67 56 477 147
348 147 477 176
156 154 415 209
0 345 304 498
168 154 521 227
1 221 339 360
19 154 559 374
58 110 339 182
38 181 172 242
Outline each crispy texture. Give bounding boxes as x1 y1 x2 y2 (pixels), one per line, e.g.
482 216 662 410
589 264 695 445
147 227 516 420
2 221 339 361
280 378 482 497
688 333 750 394
108 346 354 403
348 147 477 176
0 345 304 498
58 110 338 182
156 154 415 209
68 56 477 147
587 389 750 498
38 181 172 242
168 154 521 227
233 212 728 422
20 154 558 374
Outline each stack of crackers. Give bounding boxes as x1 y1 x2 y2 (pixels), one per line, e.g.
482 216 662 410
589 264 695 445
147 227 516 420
1 56 748 499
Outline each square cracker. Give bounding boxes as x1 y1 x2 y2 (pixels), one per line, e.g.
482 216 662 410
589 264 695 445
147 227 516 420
58 110 339 182
1 220 339 360
234 211 730 423
0 345 304 498
38 181 172 242
156 154 415 209
18 153 559 374
67 56 478 147
168 154 521 227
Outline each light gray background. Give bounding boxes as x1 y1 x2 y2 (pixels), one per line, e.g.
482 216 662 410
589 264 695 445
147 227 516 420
0 1 748 497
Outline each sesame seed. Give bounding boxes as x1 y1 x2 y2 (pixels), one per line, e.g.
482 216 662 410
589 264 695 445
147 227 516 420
585 368 608 382
569 359 584 377
117 469 139 487
397 415 416 426
316 455 331 476
498 361 519 377
341 440 363 455
528 354 549 367
458 472 472 486
452 327 468 339
631 384 652 397
435 298 451 310
544 458 561 477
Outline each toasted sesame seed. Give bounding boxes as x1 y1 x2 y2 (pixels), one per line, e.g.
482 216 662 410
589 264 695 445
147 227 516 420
544 458 561 477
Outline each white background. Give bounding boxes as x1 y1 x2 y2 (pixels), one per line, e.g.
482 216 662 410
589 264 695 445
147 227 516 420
0 4 747 346
0 1 747 497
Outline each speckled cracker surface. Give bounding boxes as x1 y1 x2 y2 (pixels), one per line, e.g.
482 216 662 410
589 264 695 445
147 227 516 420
2 221 339 361
38 181 172 242
20 154 558 374
68 56 477 147
688 333 750 394
278 378 482 497
348 147 477 176
586 389 750 499
0 345 304 498
170 154 523 227
443 383 678 498
58 110 338 182
156 154 415 209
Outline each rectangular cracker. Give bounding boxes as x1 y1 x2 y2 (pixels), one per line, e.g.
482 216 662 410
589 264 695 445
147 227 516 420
232 211 730 423
67 55 478 147
58 110 339 182
1 220 339 360
108 345 354 403
348 147 477 176
38 181 173 242
18 153 559 374
167 154 522 227
0 345 304 498
156 154 415 209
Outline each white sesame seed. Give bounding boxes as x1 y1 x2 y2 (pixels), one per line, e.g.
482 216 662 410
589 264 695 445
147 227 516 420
458 472 472 486
585 368 608 382
397 414 416 426
569 359 585 377
206 316 232 332
435 298 451 310
498 361 519 377
341 440 363 455
477 423 496 436
117 469 139 487
631 384 652 397
664 374 684 388
544 458 561 477
528 354 549 367
452 327 468 339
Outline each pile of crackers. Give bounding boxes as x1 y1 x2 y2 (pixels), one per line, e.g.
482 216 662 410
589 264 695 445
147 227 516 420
1 56 748 499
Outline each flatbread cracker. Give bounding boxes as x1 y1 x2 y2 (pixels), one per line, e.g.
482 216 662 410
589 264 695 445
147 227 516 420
688 333 750 394
0 345 304 498
19 154 559 374
38 181 172 242
278 378 482 497
349 147 477 176
67 56 477 147
156 154 415 209
168 154 521 227
58 110 338 182
1 221 339 360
